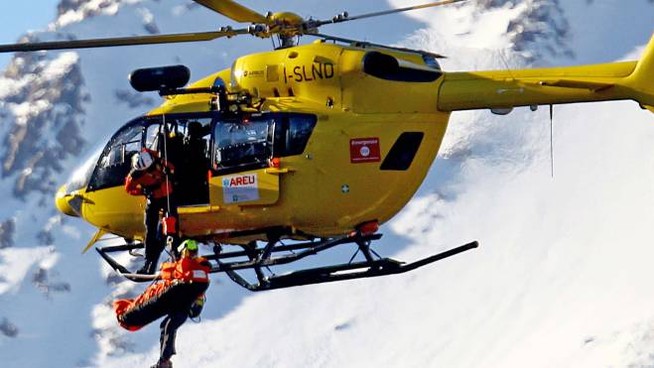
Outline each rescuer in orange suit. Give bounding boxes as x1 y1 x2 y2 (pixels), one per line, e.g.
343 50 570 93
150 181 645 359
125 149 177 274
114 239 211 368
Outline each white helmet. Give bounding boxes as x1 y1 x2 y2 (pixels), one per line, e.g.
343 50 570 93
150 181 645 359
131 151 154 171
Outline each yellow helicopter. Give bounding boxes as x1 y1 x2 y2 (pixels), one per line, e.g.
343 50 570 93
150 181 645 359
2 0 653 290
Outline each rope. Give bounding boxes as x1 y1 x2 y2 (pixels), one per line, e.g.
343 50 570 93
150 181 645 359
549 104 555 178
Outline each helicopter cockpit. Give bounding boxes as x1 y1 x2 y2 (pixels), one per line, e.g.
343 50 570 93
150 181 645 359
77 111 316 206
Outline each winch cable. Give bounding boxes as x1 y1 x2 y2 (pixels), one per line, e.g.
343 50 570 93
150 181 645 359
161 115 176 258
550 104 555 178
161 115 172 215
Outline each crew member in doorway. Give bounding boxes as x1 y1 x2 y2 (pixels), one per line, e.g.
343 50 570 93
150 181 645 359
114 239 211 368
125 149 177 274
178 121 209 205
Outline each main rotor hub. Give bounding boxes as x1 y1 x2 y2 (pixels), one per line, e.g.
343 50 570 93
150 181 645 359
262 12 309 48
268 12 305 28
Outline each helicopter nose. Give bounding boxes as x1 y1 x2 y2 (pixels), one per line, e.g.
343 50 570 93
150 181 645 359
55 185 81 217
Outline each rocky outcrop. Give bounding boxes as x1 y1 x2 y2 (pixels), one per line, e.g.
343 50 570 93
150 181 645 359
0 318 18 338
475 0 572 61
0 219 15 249
0 50 88 198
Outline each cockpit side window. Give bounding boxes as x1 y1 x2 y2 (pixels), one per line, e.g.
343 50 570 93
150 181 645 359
145 123 161 151
273 115 316 157
98 124 143 169
211 113 317 174
213 117 273 172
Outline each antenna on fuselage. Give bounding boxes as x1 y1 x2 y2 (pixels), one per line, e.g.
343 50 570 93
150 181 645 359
549 104 555 178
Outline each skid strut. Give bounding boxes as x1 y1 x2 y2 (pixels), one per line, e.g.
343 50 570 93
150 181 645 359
96 232 479 290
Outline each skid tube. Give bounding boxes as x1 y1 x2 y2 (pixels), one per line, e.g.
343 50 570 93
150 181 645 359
96 233 479 290
220 239 479 291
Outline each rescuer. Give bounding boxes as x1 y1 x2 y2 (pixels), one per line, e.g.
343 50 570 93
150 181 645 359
125 149 177 274
114 239 211 368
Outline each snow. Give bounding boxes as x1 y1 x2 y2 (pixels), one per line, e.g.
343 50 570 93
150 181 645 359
41 52 79 79
0 247 54 295
55 0 143 28
8 100 51 126
0 75 33 100
1 0 654 367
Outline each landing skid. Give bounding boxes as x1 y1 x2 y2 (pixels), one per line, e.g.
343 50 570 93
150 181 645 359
96 232 479 291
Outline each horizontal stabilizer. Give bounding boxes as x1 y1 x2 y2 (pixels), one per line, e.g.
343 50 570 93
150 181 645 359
628 33 654 110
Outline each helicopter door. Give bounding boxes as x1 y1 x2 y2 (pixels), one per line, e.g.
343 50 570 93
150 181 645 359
150 118 212 206
210 116 280 206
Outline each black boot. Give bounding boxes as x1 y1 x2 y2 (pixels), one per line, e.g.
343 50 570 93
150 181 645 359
150 359 172 368
137 260 157 275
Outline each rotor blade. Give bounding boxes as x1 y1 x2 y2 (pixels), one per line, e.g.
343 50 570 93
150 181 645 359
309 33 447 59
320 0 466 26
0 29 248 53
193 0 269 24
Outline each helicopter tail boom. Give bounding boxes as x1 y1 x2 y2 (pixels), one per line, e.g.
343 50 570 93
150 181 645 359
437 33 654 113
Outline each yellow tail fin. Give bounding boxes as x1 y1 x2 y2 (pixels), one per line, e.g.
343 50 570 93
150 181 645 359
628 33 654 111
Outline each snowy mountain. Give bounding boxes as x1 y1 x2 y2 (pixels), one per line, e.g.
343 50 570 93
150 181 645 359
1 0 654 367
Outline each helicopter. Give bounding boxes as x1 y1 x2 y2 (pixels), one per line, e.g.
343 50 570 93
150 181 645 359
1 0 653 291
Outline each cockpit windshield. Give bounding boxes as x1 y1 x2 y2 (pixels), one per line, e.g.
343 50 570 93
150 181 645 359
65 146 102 192
97 124 142 170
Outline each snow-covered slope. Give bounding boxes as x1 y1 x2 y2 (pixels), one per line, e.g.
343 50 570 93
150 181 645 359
1 1 654 367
